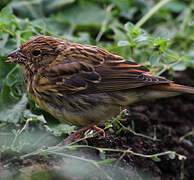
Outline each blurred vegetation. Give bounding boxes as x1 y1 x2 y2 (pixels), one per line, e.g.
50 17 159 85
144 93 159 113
0 0 194 179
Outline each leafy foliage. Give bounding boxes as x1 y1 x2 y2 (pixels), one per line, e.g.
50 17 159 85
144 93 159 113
0 1 193 179
0 0 193 151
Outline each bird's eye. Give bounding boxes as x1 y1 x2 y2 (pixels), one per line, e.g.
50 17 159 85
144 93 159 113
32 50 41 56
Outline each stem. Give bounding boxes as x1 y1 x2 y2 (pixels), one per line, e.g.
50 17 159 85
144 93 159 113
130 46 134 59
115 118 160 141
21 145 186 162
2 27 15 37
180 3 192 34
162 50 181 61
11 118 32 150
156 61 179 76
179 131 194 142
96 5 113 42
135 0 172 28
180 159 185 180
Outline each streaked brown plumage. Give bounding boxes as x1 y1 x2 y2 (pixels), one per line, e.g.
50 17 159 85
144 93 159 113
6 36 194 129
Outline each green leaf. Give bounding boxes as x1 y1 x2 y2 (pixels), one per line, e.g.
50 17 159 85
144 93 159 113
163 2 187 13
181 139 193 146
58 3 107 27
117 40 130 47
104 122 112 129
116 128 122 135
0 94 28 123
149 52 161 67
109 0 134 19
44 0 75 13
0 35 17 56
46 123 76 136
169 152 176 160
9 0 44 19
23 110 46 123
164 49 178 59
112 26 128 42
99 150 105 160
151 156 161 162
0 7 13 24
0 123 58 153
0 58 15 88
32 18 70 36
124 22 134 32
172 63 186 71
0 65 25 123
135 34 148 42
98 158 117 165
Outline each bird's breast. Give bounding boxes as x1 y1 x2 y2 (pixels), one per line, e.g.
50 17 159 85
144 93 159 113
29 90 121 126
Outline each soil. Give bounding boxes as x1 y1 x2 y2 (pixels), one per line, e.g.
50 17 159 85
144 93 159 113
0 69 194 180
86 69 194 180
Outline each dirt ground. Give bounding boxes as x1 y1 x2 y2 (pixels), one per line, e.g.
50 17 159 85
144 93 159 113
82 69 194 180
1 69 194 180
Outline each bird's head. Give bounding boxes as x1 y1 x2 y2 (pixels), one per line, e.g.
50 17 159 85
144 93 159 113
6 35 66 67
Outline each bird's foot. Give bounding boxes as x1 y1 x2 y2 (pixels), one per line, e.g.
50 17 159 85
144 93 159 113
63 123 105 145
92 125 105 139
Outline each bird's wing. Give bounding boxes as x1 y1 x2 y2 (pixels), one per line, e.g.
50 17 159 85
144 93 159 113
35 44 171 94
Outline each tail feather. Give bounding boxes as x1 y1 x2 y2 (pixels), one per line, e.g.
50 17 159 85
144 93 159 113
150 83 194 94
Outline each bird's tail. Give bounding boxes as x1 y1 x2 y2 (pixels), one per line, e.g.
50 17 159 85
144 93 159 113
150 83 194 94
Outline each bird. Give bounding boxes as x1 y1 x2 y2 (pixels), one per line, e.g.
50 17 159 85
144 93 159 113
6 35 194 142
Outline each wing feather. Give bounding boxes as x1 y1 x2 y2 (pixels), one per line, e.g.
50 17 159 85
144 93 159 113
35 44 172 95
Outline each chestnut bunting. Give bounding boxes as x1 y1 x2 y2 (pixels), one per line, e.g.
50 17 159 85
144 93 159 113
6 36 194 138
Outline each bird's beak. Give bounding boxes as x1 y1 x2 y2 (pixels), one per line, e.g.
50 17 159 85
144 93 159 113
6 48 25 63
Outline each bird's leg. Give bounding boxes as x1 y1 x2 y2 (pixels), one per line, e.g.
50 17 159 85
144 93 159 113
63 123 105 144
63 123 95 144
92 125 105 138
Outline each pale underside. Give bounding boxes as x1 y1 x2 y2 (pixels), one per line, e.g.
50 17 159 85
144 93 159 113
32 87 180 126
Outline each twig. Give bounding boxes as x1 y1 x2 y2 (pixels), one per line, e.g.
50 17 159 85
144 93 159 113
179 131 194 142
115 118 160 141
96 4 113 42
11 118 33 150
